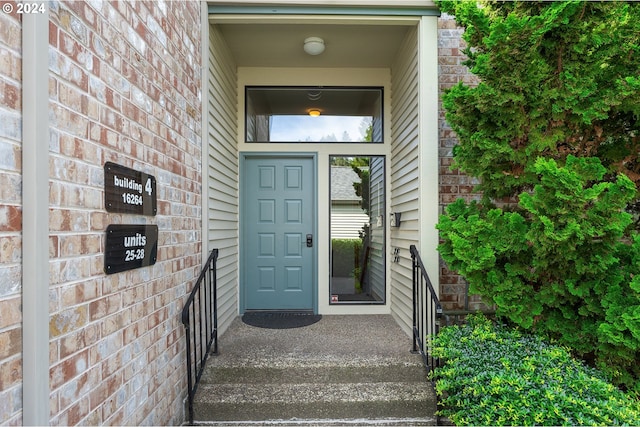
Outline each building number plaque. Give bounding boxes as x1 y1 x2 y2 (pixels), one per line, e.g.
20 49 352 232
104 162 157 216
104 224 158 275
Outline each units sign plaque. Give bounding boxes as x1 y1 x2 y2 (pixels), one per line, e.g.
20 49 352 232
104 162 157 215
105 224 158 274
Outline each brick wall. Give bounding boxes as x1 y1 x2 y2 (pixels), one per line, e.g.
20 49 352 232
46 1 202 425
0 2 23 425
437 14 488 312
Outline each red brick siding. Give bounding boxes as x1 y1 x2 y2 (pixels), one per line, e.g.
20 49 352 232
48 1 202 425
0 2 23 425
437 14 488 311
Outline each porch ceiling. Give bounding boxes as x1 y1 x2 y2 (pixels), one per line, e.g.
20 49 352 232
212 20 415 68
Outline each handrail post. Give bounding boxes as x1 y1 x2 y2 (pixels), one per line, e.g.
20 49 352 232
411 245 418 353
181 249 219 425
184 321 194 425
212 254 218 354
409 245 442 373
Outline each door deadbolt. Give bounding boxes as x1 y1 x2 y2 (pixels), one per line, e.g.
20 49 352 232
306 234 313 248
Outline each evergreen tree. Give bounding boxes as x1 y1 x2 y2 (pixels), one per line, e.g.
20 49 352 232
437 0 640 392
438 1 640 204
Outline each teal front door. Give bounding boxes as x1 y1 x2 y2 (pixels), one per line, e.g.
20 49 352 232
242 155 316 311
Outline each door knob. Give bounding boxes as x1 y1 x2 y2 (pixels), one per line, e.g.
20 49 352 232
306 234 313 248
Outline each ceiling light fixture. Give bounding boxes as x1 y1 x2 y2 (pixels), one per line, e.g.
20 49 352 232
308 109 321 117
303 37 325 56
307 90 322 101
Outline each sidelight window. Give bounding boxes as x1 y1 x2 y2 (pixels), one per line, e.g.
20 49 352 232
329 156 385 304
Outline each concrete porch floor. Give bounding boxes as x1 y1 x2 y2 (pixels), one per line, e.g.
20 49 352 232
212 315 421 368
193 315 437 425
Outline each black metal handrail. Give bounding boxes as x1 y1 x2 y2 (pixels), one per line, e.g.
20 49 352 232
410 244 443 373
181 249 219 425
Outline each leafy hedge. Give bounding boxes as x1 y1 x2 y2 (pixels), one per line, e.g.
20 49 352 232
431 315 640 426
435 0 640 395
438 156 640 392
331 239 361 277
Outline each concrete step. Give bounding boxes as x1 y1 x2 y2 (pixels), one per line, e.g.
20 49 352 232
191 316 437 425
193 364 436 424
200 364 430 385
194 418 438 426
193 381 436 423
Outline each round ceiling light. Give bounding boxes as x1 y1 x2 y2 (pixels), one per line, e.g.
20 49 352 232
303 37 325 56
308 109 321 117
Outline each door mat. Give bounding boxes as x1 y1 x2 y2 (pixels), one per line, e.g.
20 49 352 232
242 312 322 329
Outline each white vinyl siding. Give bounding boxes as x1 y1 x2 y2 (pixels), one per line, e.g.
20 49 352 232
368 156 386 300
389 25 420 334
331 205 369 239
372 94 384 144
207 25 239 334
245 94 269 142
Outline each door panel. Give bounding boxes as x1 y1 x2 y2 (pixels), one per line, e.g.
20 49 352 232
243 156 315 311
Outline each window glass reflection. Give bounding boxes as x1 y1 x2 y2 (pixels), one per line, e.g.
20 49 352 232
246 87 383 143
330 156 385 304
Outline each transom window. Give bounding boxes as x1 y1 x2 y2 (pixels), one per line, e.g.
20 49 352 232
246 87 383 143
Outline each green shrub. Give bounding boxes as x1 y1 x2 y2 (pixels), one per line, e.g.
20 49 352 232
435 0 640 395
435 0 640 207
438 156 640 391
431 314 640 426
331 239 362 277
